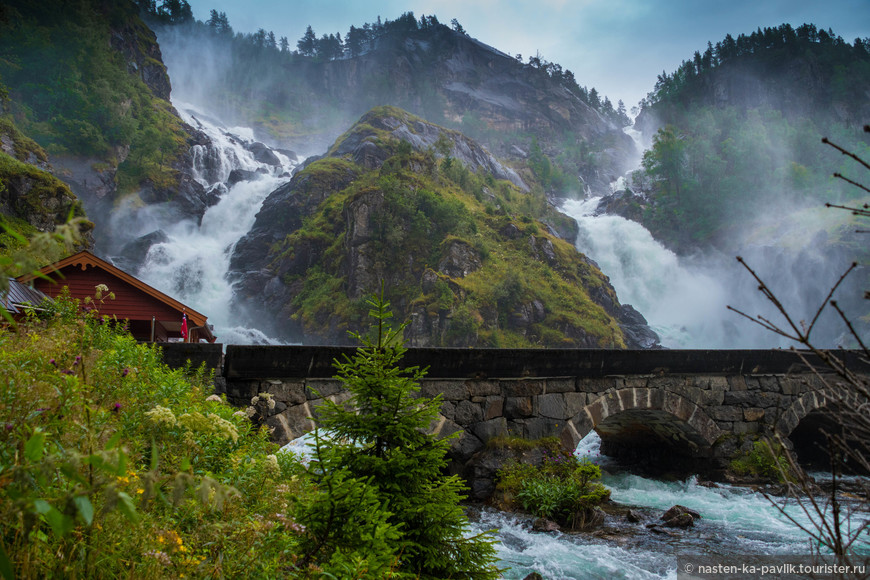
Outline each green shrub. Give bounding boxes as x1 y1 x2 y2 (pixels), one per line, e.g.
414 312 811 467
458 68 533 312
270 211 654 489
497 452 611 529
729 439 792 482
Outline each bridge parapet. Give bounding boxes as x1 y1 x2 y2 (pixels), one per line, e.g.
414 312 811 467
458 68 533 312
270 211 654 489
216 346 867 496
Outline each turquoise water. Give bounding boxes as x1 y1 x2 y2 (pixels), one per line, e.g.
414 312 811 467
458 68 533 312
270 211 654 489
474 432 868 579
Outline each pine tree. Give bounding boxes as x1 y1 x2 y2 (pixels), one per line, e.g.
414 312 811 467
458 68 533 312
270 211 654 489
297 25 317 57
306 292 499 579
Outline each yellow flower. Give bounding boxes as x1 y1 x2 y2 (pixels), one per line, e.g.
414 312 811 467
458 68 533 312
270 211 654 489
136 488 144 495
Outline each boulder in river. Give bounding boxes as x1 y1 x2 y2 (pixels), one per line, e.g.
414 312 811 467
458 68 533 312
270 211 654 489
661 505 701 528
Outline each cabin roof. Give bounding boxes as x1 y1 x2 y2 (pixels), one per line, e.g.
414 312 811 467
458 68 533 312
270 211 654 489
2 278 51 314
18 250 214 341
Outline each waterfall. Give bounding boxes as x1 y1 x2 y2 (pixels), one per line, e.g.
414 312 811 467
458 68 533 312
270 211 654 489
561 198 740 348
133 104 297 344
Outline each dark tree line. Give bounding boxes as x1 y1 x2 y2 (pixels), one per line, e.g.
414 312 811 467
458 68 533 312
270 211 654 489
134 0 193 24
146 6 630 127
646 23 870 108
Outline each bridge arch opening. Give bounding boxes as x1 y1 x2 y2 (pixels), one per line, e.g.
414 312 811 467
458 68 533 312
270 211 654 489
593 409 714 475
788 410 841 471
571 389 722 476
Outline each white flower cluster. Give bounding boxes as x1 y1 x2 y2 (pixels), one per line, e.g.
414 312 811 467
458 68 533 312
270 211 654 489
265 454 280 477
177 411 240 443
145 405 177 427
251 392 276 410
205 394 222 403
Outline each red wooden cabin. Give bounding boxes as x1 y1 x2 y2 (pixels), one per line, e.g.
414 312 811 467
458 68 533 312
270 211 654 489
18 251 215 343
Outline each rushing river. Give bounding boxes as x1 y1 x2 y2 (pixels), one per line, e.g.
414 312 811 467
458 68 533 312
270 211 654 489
469 432 868 579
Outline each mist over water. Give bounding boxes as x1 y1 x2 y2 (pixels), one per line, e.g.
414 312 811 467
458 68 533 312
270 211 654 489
561 195 859 349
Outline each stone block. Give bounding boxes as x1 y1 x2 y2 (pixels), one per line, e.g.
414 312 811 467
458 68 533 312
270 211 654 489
279 403 315 440
728 376 748 392
454 400 484 426
264 380 307 405
440 401 456 421
525 417 562 440
484 396 504 420
544 378 576 393
585 398 608 426
578 377 614 394
743 408 765 422
507 420 524 438
449 431 484 462
624 377 649 389
505 397 534 418
471 417 508 442
733 422 760 435
779 378 804 396
421 380 469 400
564 392 586 418
710 406 743 422
723 391 754 406
467 380 500 397
501 379 545 397
306 379 342 399
538 393 567 419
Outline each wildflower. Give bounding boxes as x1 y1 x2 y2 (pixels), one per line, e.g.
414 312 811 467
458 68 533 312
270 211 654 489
144 550 171 566
74 355 81 365
61 369 74 375
245 406 256 418
251 396 260 405
113 402 122 413
265 454 280 477
49 358 56 367
4 424 13 431
136 488 145 495
205 394 222 403
232 410 247 418
121 367 129 377
145 405 177 427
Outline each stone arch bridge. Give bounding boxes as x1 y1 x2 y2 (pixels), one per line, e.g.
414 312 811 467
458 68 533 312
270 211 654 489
183 345 867 494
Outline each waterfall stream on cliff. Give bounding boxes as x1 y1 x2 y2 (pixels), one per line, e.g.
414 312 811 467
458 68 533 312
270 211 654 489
134 104 296 344
560 198 737 348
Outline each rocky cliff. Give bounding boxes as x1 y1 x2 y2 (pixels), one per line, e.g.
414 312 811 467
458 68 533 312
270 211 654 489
157 19 637 196
0 0 222 253
0 117 93 248
229 106 659 349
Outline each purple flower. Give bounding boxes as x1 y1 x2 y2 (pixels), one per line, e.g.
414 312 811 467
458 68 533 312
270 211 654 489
49 358 57 367
74 355 82 365
5 423 13 431
61 369 74 375
121 368 129 377
113 402 122 412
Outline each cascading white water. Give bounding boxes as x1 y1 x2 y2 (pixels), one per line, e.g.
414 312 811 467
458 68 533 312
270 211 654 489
561 198 738 348
134 104 297 344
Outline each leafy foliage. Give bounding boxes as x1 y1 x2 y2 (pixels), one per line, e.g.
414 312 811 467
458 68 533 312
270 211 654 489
496 451 611 529
0 0 190 195
298 292 500 578
634 25 870 250
0 290 315 578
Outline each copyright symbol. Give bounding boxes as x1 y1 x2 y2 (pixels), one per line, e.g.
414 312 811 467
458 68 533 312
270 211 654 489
685 563 694 573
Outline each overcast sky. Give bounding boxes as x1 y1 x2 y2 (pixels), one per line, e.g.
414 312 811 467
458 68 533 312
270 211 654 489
185 0 869 109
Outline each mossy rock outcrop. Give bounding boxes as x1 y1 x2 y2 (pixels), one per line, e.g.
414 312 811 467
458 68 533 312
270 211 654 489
230 106 658 349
